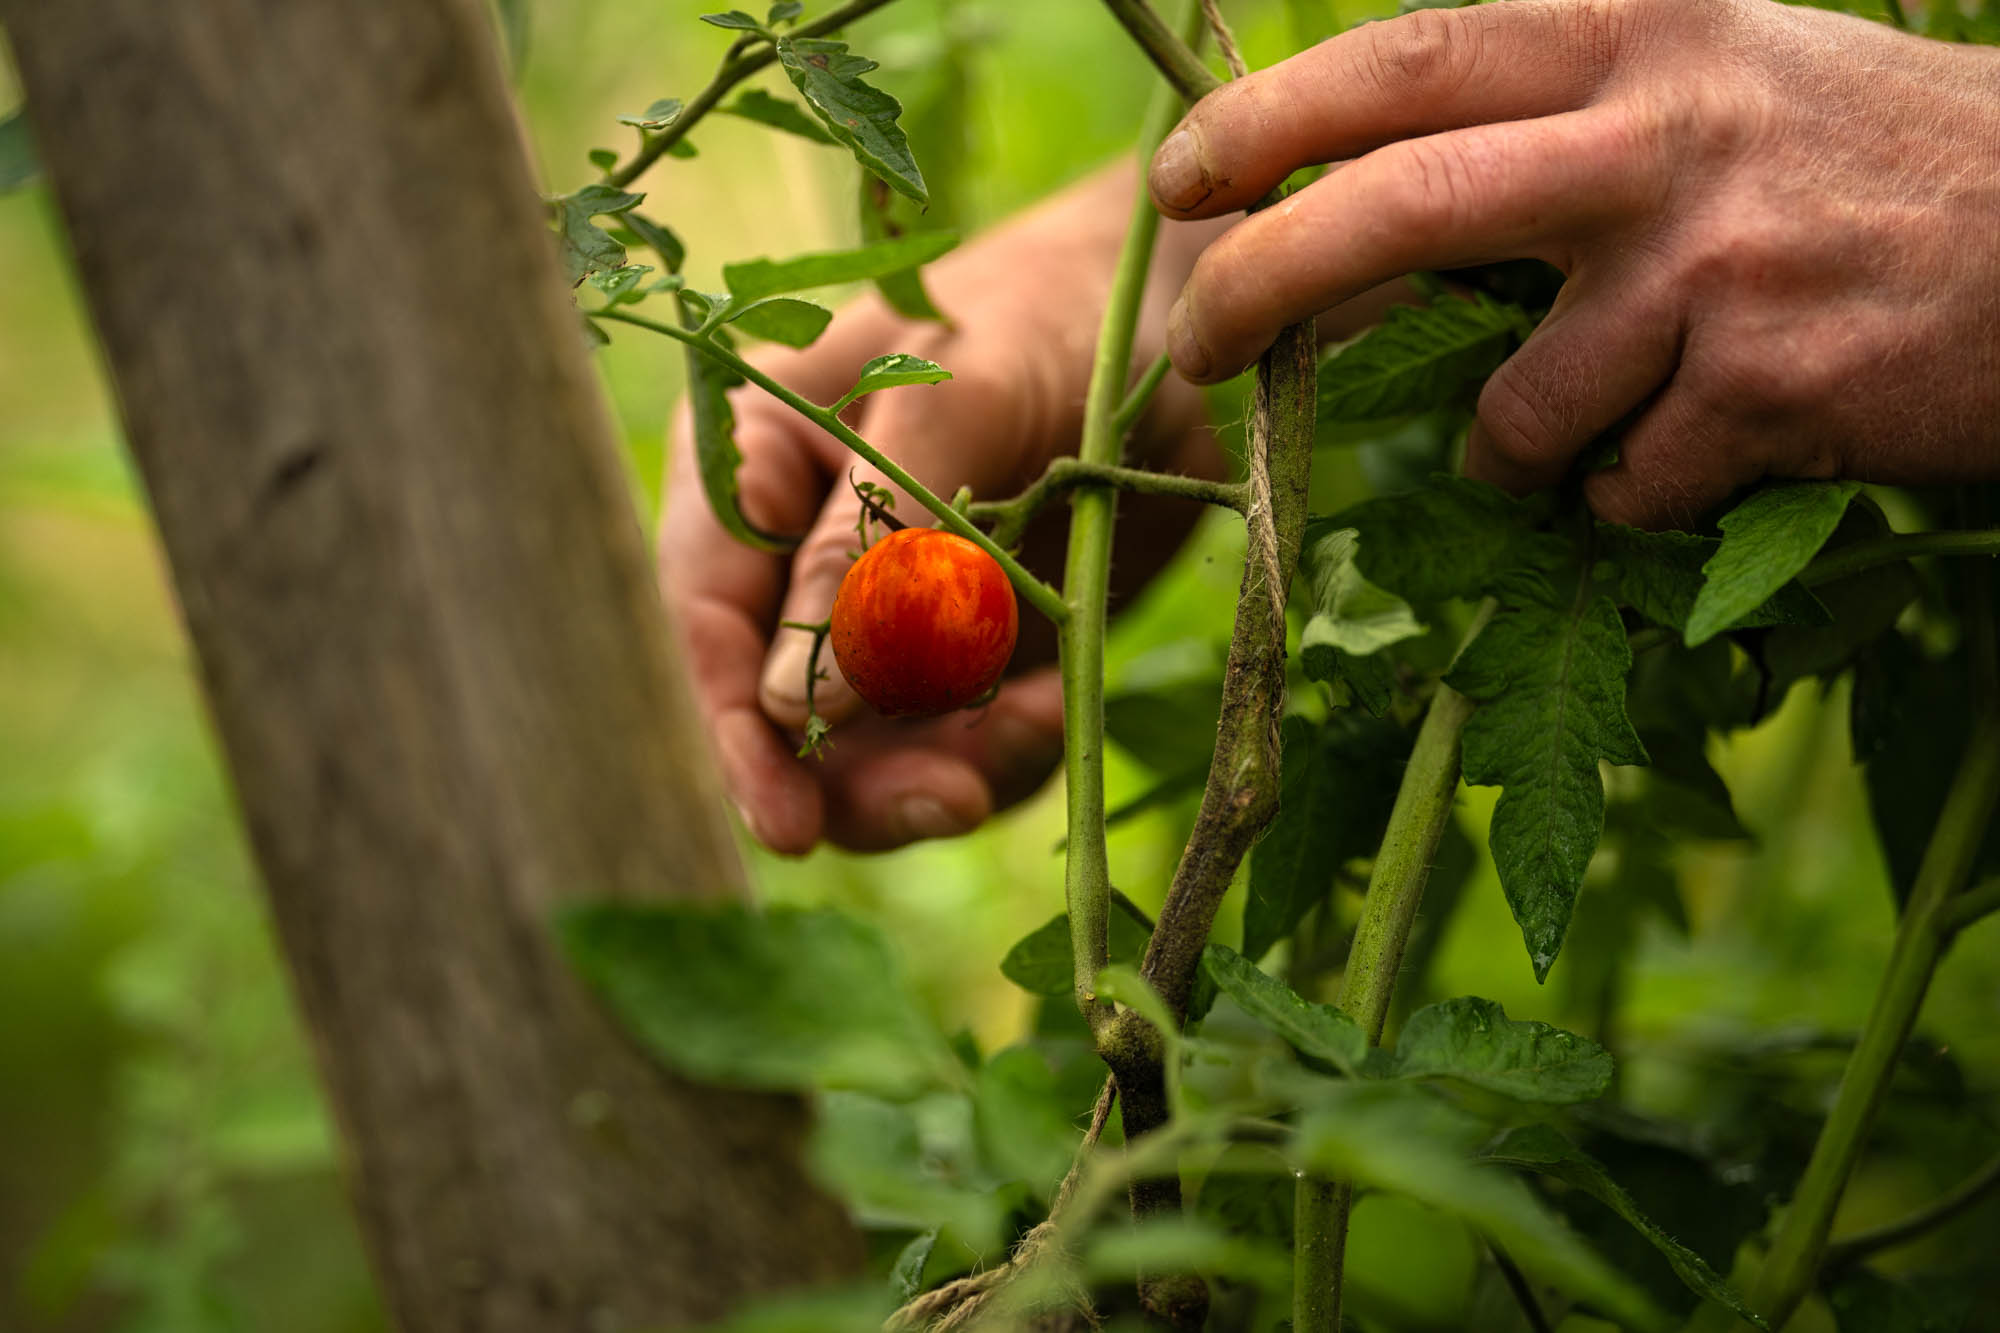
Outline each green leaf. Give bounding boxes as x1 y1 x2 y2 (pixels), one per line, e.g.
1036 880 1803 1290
1245 714 1409 962
831 354 952 412
1317 293 1527 423
494 0 532 78
1094 964 1177 1043
678 297 796 553
724 232 958 303
810 1093 1005 1251
1485 1126 1769 1328
1684 481 1862 646
1291 1083 1670 1333
553 183 643 285
558 902 956 1099
972 1047 1078 1195
1083 1217 1292 1293
725 296 833 348
619 212 686 274
587 147 618 172
768 0 804 21
999 898 1152 997
701 10 766 30
1297 525 1428 715
1391 997 1611 1103
887 1232 936 1303
0 109 38 194
588 263 653 305
859 177 948 323
1447 593 1648 981
617 97 685 131
1597 523 1825 635
721 89 837 143
1104 643 1226 775
1198 943 1367 1074
1316 476 1566 606
776 35 928 207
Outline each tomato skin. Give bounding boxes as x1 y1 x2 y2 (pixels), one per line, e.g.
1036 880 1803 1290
830 528 1020 718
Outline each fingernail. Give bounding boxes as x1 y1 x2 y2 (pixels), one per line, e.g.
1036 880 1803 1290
760 630 815 720
897 795 969 842
731 799 769 846
1166 297 1212 381
1152 127 1213 212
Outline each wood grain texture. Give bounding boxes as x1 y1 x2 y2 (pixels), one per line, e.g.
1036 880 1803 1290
0 1 862 1327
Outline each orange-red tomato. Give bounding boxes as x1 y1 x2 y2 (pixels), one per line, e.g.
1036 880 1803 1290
830 527 1020 718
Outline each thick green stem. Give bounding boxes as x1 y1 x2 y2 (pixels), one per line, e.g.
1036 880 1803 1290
1800 529 2000 586
1295 607 1492 1333
589 307 1068 625
1059 64 1187 1037
1746 708 2000 1327
604 0 899 189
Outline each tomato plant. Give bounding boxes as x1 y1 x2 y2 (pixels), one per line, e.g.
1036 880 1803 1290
830 527 1020 718
549 2 2000 1331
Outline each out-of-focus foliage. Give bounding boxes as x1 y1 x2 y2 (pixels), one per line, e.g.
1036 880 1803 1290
6 2 2000 1331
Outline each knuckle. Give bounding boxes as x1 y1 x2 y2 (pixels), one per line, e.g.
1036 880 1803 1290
1477 356 1578 465
1361 7 1474 96
1378 136 1482 243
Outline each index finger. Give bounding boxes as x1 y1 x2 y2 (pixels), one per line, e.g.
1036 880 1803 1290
1149 0 1626 218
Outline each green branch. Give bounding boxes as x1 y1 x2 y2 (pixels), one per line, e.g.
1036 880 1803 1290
1296 604 1493 1333
1112 351 1175 439
605 0 899 189
1746 664 2000 1326
1102 0 1223 103
971 459 1245 549
1056 59 1190 1039
1822 1147 2000 1273
1941 875 2000 934
589 307 1068 625
1800 528 2000 586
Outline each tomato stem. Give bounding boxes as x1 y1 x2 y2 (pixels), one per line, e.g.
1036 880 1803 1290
589 307 1071 626
973 458 1245 550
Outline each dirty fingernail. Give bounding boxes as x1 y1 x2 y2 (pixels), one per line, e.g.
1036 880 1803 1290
1166 297 1212 381
897 795 969 842
1151 127 1213 212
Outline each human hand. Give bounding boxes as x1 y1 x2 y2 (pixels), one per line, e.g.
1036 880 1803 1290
660 165 1224 855
1150 0 2000 528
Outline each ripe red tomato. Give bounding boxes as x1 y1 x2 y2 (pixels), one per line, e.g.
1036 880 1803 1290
830 527 1020 718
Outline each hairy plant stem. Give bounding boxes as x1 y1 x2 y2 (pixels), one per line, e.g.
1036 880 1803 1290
589 308 1068 625
1112 352 1175 439
1295 605 1493 1333
1057 57 1190 1039
1800 528 2000 586
1101 0 1223 102
1741 582 2000 1328
973 459 1245 549
604 0 899 189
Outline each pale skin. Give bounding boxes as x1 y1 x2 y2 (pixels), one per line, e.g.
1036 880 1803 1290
664 0 2000 854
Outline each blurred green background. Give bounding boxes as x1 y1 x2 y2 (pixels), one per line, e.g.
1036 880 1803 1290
3 3 1995 1331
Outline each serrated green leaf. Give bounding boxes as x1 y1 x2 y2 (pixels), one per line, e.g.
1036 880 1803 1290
999 899 1152 997
726 296 833 348
887 1231 937 1303
1316 476 1566 606
1597 523 1826 635
1199 944 1367 1073
1245 714 1410 962
830 353 952 412
768 0 804 21
1392 997 1611 1103
678 296 796 553
558 902 955 1099
777 35 928 206
721 89 837 143
1484 1125 1769 1328
618 97 685 131
1291 1083 1671 1333
1297 525 1427 713
587 147 618 172
701 10 765 30
723 232 958 303
1448 594 1648 981
553 183 643 285
1317 293 1526 423
1684 481 1861 646
588 263 653 305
